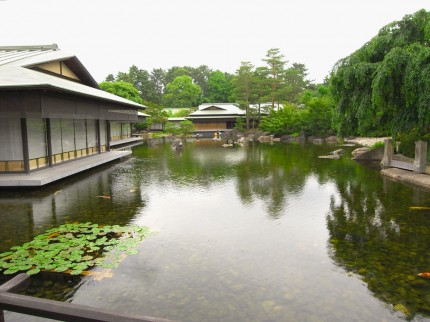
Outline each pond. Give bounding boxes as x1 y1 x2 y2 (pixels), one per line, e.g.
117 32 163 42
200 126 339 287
1 140 430 322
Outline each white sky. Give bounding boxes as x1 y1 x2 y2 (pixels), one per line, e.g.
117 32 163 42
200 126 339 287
0 0 428 83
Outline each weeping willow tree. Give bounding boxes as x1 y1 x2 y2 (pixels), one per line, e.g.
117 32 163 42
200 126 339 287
330 9 430 138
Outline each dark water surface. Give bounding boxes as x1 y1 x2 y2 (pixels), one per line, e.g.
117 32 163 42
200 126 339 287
2 140 430 321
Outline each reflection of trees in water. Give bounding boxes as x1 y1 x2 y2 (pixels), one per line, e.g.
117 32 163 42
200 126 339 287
234 143 309 218
326 162 430 318
136 141 430 316
135 141 347 218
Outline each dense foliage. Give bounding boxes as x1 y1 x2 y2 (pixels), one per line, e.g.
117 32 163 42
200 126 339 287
101 10 430 139
330 9 430 138
102 48 320 134
99 80 143 104
162 75 202 108
259 85 334 136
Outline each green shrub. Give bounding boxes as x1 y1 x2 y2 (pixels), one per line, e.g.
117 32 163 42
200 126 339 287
397 130 430 160
370 141 385 150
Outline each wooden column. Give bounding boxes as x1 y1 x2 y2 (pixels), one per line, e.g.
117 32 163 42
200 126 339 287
413 141 427 173
20 118 30 173
381 139 393 168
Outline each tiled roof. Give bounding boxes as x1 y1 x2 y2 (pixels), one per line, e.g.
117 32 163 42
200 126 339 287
188 103 245 118
0 44 144 109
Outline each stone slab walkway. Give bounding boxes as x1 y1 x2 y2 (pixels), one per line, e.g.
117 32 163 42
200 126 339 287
381 168 430 191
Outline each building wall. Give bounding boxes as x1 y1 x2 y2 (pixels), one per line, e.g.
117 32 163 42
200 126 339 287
0 92 138 121
192 119 237 131
193 121 227 131
0 91 137 173
36 61 80 81
0 117 24 171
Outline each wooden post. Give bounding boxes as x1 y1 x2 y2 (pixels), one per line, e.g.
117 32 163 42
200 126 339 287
381 139 393 168
413 141 427 173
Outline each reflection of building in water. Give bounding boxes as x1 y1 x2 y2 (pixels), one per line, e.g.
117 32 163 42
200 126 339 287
0 163 143 252
0 44 145 186
192 142 247 165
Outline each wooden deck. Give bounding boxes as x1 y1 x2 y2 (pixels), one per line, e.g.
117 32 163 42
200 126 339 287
0 151 131 187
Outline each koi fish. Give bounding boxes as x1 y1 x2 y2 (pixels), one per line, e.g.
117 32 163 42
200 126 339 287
418 272 430 279
410 207 430 211
96 196 111 199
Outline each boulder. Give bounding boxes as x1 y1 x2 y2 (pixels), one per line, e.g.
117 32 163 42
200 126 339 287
330 149 344 155
280 134 292 143
172 138 183 150
237 137 246 144
324 135 338 144
318 154 341 159
258 135 273 143
246 134 255 142
351 147 370 158
352 147 384 161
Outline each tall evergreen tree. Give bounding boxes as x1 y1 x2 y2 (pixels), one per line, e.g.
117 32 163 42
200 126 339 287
234 62 255 129
262 48 288 110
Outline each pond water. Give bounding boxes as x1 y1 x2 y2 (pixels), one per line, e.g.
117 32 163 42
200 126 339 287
2 140 430 321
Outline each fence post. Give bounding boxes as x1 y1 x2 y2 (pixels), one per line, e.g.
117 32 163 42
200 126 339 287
413 141 427 173
381 139 393 168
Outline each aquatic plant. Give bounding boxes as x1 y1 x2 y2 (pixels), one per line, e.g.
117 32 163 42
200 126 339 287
0 222 150 276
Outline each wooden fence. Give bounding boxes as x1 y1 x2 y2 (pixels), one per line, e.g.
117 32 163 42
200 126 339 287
381 139 430 174
0 274 174 322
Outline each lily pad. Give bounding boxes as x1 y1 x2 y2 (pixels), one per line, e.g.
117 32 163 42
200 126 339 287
27 268 41 276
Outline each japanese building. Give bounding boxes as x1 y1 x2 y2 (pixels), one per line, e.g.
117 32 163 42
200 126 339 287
186 103 245 133
0 44 144 186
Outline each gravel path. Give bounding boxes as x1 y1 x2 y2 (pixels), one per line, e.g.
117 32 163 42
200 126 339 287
344 137 390 147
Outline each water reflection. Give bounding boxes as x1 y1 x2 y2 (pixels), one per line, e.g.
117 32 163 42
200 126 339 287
327 159 430 319
0 161 144 253
2 140 430 321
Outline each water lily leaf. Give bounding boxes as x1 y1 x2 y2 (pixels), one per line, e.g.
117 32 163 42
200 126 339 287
43 264 56 270
70 269 83 275
0 251 13 258
4 267 20 275
126 249 139 255
27 268 41 276
54 266 69 272
17 264 32 271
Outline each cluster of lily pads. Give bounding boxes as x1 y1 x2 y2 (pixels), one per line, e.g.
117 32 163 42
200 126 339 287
0 222 150 276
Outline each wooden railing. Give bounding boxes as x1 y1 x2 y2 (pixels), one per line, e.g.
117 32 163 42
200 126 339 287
381 139 429 174
0 274 174 322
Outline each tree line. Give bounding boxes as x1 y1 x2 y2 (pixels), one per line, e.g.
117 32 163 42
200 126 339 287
100 9 430 143
101 48 334 136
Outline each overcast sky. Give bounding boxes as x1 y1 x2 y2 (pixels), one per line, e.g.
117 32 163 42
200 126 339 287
0 0 428 83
